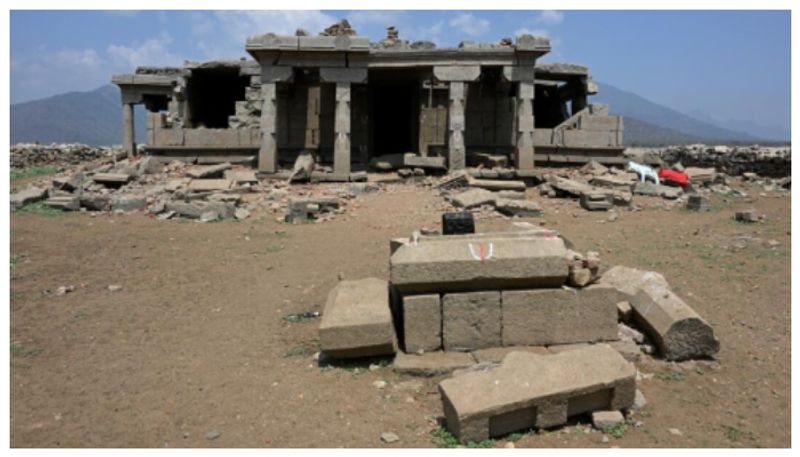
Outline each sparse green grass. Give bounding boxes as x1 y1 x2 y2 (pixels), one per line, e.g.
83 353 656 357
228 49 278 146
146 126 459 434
273 231 289 239
431 426 496 448
11 342 43 358
655 370 686 382
507 432 524 442
11 362 31 369
10 255 24 269
263 244 283 254
603 418 635 439
19 202 63 217
284 341 320 358
11 166 58 181
282 311 319 323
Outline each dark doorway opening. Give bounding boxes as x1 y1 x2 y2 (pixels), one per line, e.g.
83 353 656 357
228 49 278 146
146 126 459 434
370 82 417 156
186 67 249 128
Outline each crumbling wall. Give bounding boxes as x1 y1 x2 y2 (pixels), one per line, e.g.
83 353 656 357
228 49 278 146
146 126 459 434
652 145 791 177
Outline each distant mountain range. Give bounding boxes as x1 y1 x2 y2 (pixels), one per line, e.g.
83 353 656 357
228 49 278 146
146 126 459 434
9 82 789 147
10 85 146 146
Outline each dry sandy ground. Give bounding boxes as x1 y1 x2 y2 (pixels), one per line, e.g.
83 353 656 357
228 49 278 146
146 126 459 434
9 180 791 448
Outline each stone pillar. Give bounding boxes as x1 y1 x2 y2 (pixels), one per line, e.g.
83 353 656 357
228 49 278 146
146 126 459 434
515 82 535 170
122 102 136 159
259 82 278 173
333 82 351 175
447 81 466 171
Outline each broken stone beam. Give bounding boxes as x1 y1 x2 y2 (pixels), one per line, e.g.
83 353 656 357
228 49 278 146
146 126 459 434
600 266 719 361
404 155 447 170
403 294 442 353
501 285 620 346
92 173 131 186
438 345 636 443
450 188 496 209
10 186 47 210
494 199 542 217
186 162 232 179
390 234 568 294
187 179 233 192
443 291 502 351
44 196 80 211
393 351 475 377
468 178 527 192
318 278 397 358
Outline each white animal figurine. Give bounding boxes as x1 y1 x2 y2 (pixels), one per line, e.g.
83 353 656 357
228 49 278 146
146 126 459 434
626 161 660 185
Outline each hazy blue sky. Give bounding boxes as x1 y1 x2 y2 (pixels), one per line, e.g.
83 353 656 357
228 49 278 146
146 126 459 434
10 10 791 130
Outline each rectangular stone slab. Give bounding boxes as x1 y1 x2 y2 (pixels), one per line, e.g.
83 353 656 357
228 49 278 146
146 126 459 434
402 294 442 353
439 345 636 443
319 278 397 358
188 179 233 191
443 291 502 351
390 235 568 294
502 285 620 346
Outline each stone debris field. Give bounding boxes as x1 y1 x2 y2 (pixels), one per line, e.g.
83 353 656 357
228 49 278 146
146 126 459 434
9 142 791 448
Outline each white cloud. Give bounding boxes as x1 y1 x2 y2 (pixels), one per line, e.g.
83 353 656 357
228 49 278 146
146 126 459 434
535 10 564 25
107 32 182 69
346 10 405 26
448 13 490 37
514 28 549 38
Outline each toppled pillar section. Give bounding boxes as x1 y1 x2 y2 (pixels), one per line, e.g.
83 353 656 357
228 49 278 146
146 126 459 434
439 345 636 443
319 278 397 358
600 266 719 360
390 234 568 294
501 285 620 346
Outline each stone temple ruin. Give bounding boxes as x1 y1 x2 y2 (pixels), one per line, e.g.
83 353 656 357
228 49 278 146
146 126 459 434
111 20 624 177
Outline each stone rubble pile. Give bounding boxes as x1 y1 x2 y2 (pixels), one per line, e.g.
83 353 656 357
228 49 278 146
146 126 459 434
11 153 374 223
11 143 125 169
317 224 720 443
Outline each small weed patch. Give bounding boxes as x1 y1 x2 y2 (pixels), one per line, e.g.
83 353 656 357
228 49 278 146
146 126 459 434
11 342 43 358
19 202 64 217
11 166 58 181
655 370 686 382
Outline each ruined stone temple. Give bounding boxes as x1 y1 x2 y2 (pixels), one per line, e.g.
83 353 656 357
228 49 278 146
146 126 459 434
112 21 624 178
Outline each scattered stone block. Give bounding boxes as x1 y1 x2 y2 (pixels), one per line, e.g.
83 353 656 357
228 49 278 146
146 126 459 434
618 323 645 344
404 155 447 171
592 410 625 430
607 340 640 362
79 193 111 211
450 188 496 209
188 179 233 192
92 173 131 187
224 169 258 184
546 342 592 354
468 178 526 192
44 195 79 211
581 160 609 175
496 190 525 200
443 291 502 351
186 162 231 179
165 201 236 219
600 265 719 361
390 234 568 294
403 294 442 353
438 345 636 443
471 346 550 364
633 182 682 199
502 285 620 346
471 153 509 168
318 278 397 358
568 267 594 287
10 186 47 210
111 194 146 212
735 209 759 223
580 192 613 211
393 351 475 376
52 174 83 192
617 301 633 323
686 194 710 211
494 199 542 217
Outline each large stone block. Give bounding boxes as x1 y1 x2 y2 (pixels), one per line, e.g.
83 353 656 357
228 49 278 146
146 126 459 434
600 266 719 361
443 291 502 351
390 234 568 294
438 345 636 443
403 294 442 353
10 186 47 210
319 278 397 358
502 285 620 346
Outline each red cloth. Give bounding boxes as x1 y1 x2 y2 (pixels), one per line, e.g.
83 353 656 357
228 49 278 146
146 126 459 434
658 169 690 186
